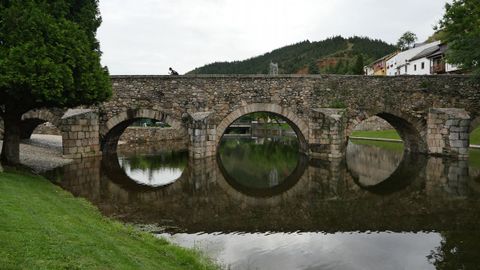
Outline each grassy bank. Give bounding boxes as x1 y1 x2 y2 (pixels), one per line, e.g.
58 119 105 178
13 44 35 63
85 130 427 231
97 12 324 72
349 139 404 152
351 129 401 140
471 128 480 145
351 128 480 145
0 171 217 270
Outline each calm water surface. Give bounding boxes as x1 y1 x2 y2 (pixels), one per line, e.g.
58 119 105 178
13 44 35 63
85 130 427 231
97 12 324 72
45 137 480 270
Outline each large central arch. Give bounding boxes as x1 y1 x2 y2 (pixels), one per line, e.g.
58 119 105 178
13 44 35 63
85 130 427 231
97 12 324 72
215 103 309 153
100 108 186 154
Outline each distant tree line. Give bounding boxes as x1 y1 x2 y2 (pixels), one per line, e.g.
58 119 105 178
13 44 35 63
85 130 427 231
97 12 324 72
188 36 396 75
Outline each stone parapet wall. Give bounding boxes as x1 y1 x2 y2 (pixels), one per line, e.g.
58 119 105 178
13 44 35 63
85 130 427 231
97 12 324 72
119 127 186 144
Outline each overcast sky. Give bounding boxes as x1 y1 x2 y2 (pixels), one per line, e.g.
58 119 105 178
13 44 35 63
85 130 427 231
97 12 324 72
97 0 450 75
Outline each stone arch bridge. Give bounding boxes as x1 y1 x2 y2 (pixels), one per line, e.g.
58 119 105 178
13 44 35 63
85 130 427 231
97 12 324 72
2 75 479 160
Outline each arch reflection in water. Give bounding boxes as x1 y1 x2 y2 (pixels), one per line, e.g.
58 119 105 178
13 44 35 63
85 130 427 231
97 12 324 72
346 140 425 194
102 150 188 188
218 137 306 197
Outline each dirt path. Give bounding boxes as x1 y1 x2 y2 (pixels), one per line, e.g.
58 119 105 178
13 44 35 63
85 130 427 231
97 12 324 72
0 134 72 172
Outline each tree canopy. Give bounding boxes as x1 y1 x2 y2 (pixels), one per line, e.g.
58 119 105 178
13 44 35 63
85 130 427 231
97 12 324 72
396 31 418 51
0 0 111 113
352 54 365 75
0 0 111 164
308 61 319 74
436 0 480 75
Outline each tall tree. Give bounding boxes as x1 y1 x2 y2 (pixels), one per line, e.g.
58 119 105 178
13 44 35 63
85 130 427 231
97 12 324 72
352 54 365 75
333 60 343 74
0 0 111 165
396 31 418 51
436 0 480 76
308 60 319 74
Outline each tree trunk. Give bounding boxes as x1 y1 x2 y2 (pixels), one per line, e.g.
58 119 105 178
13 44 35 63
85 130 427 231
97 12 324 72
0 113 22 165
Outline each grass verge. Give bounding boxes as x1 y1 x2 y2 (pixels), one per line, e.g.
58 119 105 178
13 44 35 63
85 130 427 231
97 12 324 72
351 128 480 145
471 128 480 145
349 139 404 152
350 129 401 140
0 170 218 270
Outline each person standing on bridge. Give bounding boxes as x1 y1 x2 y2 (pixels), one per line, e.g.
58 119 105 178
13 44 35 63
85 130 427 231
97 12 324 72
169 67 179 75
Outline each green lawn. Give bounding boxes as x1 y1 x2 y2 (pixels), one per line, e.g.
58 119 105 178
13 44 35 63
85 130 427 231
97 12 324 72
0 171 218 270
349 139 404 152
350 129 401 140
471 128 480 145
351 128 480 145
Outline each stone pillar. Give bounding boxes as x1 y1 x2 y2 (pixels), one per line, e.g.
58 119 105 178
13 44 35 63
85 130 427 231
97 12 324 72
427 108 470 159
187 112 216 159
309 108 347 159
60 111 101 159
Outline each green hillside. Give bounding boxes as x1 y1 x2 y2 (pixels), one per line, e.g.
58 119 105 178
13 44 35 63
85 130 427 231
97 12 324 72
188 36 397 75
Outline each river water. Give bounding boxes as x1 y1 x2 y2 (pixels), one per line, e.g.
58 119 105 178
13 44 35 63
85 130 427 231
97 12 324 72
45 137 480 270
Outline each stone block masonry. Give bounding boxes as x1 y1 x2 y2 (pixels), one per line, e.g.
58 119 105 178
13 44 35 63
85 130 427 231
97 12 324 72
97 75 478 160
14 74 480 160
60 111 101 159
119 126 186 144
309 108 347 159
187 112 216 159
427 108 470 159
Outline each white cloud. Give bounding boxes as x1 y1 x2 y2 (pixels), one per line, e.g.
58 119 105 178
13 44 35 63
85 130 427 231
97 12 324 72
97 0 450 75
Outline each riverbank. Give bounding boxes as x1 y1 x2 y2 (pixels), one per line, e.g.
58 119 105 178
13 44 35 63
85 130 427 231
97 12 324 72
0 170 217 269
351 129 480 147
0 136 218 269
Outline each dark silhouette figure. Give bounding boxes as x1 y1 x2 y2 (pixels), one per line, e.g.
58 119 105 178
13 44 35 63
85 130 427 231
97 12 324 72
169 67 179 75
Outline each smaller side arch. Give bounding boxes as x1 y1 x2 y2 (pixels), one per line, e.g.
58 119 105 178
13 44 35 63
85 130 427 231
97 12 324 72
215 103 309 153
20 110 63 139
100 108 186 154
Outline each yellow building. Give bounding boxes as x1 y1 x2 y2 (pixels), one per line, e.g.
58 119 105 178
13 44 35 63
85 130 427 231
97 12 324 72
367 52 398 76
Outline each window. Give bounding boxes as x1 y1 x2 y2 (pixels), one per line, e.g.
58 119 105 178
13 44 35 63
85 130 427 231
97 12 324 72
414 65 417 71
405 66 407 73
421 62 425 69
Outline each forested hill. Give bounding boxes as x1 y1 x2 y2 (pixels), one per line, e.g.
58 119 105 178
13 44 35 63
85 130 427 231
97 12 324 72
187 36 396 75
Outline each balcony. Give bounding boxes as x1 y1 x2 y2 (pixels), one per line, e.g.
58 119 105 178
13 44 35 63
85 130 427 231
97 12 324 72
431 63 446 74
